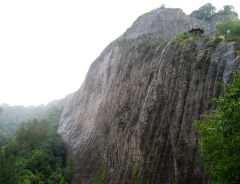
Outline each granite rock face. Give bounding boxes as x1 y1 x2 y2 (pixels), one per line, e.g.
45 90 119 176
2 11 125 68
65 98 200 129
122 8 236 40
58 8 240 184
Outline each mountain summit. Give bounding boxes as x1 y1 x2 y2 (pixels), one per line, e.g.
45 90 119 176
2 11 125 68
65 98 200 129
122 8 237 40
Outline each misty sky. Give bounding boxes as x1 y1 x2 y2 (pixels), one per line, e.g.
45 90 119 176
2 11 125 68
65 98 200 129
0 0 239 106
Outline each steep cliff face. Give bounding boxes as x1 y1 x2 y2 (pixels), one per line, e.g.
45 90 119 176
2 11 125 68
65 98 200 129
58 9 240 184
122 8 236 40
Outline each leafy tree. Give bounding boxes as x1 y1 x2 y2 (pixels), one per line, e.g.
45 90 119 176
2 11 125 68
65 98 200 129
0 94 71 137
175 32 191 40
0 135 9 150
195 72 240 184
0 153 18 184
160 4 165 9
190 3 216 20
223 5 235 13
0 105 45 137
0 105 72 184
216 5 238 17
25 151 51 175
216 20 240 41
15 119 48 150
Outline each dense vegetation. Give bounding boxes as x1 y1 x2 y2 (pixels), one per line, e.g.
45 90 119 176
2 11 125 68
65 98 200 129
0 105 45 137
195 73 240 184
0 100 72 184
190 3 238 20
0 95 71 137
190 3 216 20
215 20 240 41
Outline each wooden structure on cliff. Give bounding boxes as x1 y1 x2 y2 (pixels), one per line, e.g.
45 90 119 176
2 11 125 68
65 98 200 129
188 28 204 35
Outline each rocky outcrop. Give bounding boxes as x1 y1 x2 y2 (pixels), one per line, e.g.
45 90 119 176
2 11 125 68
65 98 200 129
122 8 236 40
58 8 240 184
207 12 238 28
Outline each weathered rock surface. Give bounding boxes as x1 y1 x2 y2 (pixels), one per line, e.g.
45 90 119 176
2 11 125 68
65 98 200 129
58 8 240 184
122 8 236 40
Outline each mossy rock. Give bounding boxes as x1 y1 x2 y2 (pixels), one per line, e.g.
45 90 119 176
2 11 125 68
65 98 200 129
235 51 240 56
115 37 129 44
130 167 149 184
235 43 240 56
155 41 166 47
92 168 107 184
197 49 208 54
235 43 240 50
179 36 195 46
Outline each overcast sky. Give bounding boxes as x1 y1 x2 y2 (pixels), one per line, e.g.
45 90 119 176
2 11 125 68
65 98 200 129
0 0 239 106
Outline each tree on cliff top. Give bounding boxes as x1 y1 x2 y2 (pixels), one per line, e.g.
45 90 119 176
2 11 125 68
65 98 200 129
223 5 235 13
190 3 238 20
190 3 216 20
218 5 238 16
195 72 240 184
216 20 240 41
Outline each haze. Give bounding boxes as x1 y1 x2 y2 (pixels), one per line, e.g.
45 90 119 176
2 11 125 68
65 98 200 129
0 0 239 106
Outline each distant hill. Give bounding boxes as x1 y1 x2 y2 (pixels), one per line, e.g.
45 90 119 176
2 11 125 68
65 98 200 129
0 93 73 136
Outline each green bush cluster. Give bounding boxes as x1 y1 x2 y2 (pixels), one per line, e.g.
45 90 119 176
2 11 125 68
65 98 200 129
195 72 240 184
216 5 238 17
215 20 240 41
190 3 216 20
0 109 72 184
190 3 238 20
169 32 193 44
175 32 191 40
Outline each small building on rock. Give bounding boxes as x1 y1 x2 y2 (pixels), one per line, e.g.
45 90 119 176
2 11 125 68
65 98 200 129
188 28 204 35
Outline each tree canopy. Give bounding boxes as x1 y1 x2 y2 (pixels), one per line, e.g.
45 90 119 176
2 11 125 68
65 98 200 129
190 3 216 20
190 4 238 20
215 20 240 41
0 94 71 137
195 72 240 184
0 106 72 184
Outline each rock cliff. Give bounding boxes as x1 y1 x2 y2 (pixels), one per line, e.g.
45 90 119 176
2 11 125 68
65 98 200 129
58 8 240 184
122 8 237 40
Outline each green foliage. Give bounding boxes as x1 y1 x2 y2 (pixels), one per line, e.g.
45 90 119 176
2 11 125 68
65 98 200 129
160 4 165 9
0 95 70 137
215 20 240 41
157 34 164 40
0 105 43 136
0 134 9 150
130 167 149 184
235 43 240 56
0 105 72 184
64 156 74 182
130 158 150 184
92 167 107 184
190 3 216 20
195 72 240 184
130 167 140 184
0 153 18 184
223 5 235 13
190 4 238 20
115 37 129 44
175 32 191 40
217 5 238 17
169 32 193 45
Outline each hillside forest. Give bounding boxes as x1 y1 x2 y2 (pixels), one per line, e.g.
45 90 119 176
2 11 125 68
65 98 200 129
0 97 73 184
